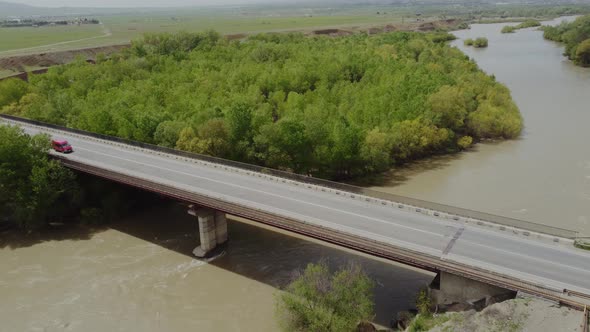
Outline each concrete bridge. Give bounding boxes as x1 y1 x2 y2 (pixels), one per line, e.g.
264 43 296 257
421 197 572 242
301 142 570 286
2 114 590 309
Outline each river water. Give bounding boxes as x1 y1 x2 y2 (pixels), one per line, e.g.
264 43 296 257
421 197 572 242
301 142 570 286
0 201 434 331
1 16 588 332
373 16 590 236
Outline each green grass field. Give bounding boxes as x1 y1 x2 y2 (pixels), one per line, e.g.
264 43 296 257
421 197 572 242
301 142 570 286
0 24 106 52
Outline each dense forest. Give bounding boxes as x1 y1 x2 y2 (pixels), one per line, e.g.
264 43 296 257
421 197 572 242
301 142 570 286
543 15 590 67
0 30 522 180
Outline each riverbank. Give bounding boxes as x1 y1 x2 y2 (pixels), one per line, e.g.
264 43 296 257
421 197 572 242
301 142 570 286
426 296 583 332
371 16 590 236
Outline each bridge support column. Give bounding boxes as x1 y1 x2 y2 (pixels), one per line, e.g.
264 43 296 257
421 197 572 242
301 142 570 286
429 271 515 310
214 211 228 245
188 205 228 258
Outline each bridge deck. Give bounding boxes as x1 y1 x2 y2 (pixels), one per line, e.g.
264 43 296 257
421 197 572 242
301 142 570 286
5 117 590 308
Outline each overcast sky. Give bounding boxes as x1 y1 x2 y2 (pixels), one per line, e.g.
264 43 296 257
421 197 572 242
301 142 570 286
7 0 278 7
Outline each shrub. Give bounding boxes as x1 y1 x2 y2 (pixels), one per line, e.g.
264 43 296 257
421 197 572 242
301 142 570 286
473 37 489 48
457 136 473 149
516 19 541 29
502 26 516 33
276 262 374 332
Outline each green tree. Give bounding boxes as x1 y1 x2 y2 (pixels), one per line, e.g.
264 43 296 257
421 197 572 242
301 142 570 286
154 121 185 148
427 85 468 131
575 38 590 66
501 26 516 33
0 125 78 230
473 37 489 48
360 128 394 173
0 78 29 109
543 15 590 67
276 262 374 332
516 19 541 29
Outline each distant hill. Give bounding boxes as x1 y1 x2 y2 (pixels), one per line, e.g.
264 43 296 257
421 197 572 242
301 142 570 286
0 1 41 17
0 1 105 17
0 1 151 18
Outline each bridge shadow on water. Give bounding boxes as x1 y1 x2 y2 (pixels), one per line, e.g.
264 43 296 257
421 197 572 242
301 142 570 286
108 199 436 327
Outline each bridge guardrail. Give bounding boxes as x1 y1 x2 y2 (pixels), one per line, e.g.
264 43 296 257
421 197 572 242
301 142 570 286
0 114 579 239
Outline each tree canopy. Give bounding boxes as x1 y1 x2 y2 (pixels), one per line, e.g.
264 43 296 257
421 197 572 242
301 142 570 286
276 262 374 332
473 37 489 48
543 15 590 67
1 30 522 180
0 125 77 230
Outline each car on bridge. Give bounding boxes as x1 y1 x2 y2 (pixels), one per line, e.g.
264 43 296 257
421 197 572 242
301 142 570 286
51 139 73 153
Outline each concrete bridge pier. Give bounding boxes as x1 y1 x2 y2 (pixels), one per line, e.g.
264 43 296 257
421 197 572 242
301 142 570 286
188 205 228 258
429 271 516 310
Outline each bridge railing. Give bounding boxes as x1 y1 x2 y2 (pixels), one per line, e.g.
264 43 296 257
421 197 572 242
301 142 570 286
1 114 579 239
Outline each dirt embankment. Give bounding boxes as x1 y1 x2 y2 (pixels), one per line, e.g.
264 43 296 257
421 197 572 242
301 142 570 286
0 44 129 80
428 296 584 332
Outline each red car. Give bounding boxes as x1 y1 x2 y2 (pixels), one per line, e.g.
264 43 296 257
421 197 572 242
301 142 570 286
51 139 73 153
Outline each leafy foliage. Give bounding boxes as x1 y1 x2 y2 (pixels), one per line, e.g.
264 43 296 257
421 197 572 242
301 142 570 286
543 15 590 67
501 26 516 34
416 288 432 316
502 20 541 34
0 125 77 230
516 20 541 29
464 37 488 47
473 37 489 48
276 262 374 332
2 30 522 179
0 79 29 109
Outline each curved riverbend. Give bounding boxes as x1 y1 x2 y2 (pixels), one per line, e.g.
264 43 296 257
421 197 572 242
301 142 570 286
374 17 590 236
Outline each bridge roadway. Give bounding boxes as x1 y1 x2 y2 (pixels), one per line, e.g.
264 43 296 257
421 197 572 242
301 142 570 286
5 117 590 307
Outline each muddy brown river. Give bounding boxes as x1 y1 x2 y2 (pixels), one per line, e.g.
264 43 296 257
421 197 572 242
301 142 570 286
0 203 433 331
1 16 588 332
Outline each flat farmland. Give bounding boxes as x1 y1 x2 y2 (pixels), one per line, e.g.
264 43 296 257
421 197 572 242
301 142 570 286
0 9 409 57
0 24 106 52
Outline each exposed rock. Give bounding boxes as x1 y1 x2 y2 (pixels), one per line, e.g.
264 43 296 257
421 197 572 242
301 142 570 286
429 297 583 332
